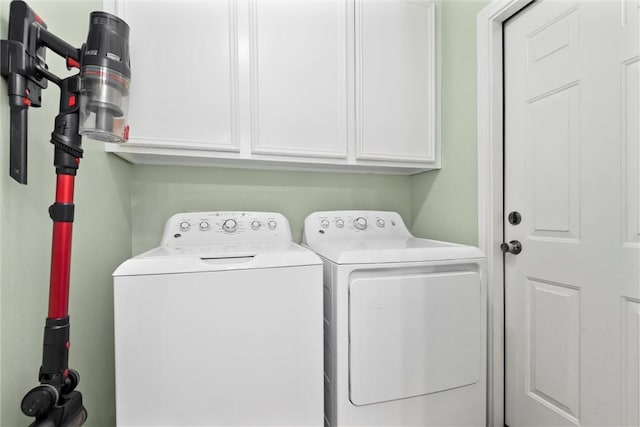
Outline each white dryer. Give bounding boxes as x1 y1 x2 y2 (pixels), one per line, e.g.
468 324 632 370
302 210 487 427
113 211 323 426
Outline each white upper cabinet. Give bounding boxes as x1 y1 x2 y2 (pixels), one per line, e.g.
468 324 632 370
104 0 440 174
355 0 438 163
248 0 349 159
121 1 240 151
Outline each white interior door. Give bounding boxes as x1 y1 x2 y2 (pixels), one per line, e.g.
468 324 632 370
504 1 639 426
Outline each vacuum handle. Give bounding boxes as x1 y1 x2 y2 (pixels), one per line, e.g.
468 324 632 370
9 94 28 184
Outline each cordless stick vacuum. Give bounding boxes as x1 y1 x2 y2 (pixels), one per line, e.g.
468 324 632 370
0 1 131 425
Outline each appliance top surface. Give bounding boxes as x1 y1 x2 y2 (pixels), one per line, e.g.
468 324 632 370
114 211 321 276
302 210 485 264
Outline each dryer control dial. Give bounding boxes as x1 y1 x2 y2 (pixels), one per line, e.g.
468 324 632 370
222 219 238 233
199 221 210 231
267 220 277 230
335 219 345 228
179 221 191 232
376 218 385 228
353 217 367 230
320 219 330 228
251 220 261 230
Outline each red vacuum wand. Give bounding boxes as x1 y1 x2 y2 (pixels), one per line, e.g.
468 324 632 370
49 174 76 319
0 1 131 425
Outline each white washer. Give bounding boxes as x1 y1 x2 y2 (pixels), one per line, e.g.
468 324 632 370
302 210 487 427
113 211 323 426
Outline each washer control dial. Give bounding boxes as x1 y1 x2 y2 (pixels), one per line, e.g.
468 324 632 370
199 221 210 231
222 219 238 233
353 217 367 230
179 221 191 232
335 219 345 228
376 218 385 228
251 220 261 230
320 219 330 228
267 220 277 230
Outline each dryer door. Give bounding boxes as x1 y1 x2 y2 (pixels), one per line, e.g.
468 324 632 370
349 271 481 406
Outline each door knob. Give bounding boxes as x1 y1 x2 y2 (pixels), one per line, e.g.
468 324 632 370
501 240 522 254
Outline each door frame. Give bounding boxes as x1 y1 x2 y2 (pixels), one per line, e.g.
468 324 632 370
476 1 534 426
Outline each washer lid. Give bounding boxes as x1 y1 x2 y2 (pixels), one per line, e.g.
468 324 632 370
113 241 321 276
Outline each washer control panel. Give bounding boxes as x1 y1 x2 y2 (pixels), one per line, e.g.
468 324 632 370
302 210 411 243
161 212 292 245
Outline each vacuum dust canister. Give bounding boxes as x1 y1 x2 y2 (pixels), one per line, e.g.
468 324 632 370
79 11 131 142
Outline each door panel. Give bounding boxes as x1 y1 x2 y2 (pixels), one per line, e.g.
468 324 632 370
622 298 640 426
622 58 639 246
504 1 640 426
524 6 578 99
348 272 481 406
527 84 580 241
526 278 580 422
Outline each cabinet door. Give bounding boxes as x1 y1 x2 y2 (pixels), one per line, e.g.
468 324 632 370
248 0 349 159
355 0 438 163
122 1 239 151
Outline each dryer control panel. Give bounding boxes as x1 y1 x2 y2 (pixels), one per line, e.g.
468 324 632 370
160 212 293 245
303 210 411 244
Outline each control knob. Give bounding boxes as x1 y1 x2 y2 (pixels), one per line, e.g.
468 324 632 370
335 219 345 228
376 218 385 228
199 221 210 231
320 219 330 229
267 220 277 230
353 217 367 230
222 219 238 233
179 221 190 232
251 220 261 230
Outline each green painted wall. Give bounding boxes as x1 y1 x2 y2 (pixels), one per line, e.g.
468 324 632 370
1 0 486 425
131 166 411 253
411 0 490 245
0 1 132 425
